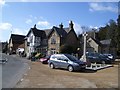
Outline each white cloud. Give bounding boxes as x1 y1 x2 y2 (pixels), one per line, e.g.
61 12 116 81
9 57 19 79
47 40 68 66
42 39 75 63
0 23 12 30
0 0 5 6
37 21 51 29
89 3 117 13
74 22 83 35
0 22 27 42
89 25 99 29
0 22 12 42
12 28 27 35
25 19 32 24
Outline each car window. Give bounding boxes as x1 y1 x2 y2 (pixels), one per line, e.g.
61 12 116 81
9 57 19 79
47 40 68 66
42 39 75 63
57 56 66 61
51 55 57 59
65 54 78 61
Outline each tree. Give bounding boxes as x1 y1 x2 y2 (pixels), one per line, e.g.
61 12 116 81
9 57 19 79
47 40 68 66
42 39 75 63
107 19 117 47
98 26 108 40
59 44 76 54
116 15 120 56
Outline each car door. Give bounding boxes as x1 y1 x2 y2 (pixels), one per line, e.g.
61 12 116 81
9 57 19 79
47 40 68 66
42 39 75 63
59 56 69 69
53 56 61 68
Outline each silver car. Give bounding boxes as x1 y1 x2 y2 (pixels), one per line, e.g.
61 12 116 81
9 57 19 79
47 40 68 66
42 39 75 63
48 54 86 72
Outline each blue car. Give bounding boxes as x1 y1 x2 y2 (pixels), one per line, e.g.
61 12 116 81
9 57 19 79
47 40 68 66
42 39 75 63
86 52 113 64
48 54 86 72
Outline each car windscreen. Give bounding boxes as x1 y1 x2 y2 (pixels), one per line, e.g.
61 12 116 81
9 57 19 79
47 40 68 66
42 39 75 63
65 54 78 61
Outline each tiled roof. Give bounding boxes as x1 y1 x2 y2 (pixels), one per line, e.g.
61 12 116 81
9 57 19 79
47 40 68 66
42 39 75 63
44 29 51 36
27 28 47 39
10 34 25 43
48 26 67 38
64 28 70 33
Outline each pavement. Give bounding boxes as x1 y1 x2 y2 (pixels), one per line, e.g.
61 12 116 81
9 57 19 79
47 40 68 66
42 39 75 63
15 60 119 88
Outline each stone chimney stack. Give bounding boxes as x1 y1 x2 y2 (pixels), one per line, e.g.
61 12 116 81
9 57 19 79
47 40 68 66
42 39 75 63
59 23 63 29
69 21 74 30
34 24 36 29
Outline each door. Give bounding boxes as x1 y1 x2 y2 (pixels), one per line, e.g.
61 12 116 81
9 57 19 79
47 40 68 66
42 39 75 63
58 56 69 69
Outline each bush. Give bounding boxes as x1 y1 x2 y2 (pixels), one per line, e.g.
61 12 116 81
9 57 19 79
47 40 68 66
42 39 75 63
35 53 44 59
31 52 37 57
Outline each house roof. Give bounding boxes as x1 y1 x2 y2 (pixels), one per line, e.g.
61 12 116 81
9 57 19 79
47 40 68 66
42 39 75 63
27 27 47 39
48 26 67 38
10 34 25 43
88 37 102 46
64 28 71 33
44 29 51 36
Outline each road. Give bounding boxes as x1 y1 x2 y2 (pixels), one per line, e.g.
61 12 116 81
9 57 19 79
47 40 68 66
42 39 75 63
1 53 30 88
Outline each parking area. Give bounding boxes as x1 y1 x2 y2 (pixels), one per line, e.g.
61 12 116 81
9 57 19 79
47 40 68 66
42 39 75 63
15 61 119 88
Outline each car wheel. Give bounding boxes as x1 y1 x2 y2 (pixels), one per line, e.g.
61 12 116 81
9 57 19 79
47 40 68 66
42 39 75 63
68 65 74 72
50 63 54 69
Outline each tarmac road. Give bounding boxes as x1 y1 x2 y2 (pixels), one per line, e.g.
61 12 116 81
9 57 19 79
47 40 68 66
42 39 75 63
1 53 30 88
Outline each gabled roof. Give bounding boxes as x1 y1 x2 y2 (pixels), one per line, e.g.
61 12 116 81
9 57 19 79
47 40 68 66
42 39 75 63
10 34 25 43
48 26 67 38
66 29 78 40
64 28 70 33
44 29 51 36
27 27 47 39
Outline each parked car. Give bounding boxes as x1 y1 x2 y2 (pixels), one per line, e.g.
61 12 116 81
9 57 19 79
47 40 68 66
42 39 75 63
48 54 86 72
103 54 115 61
39 55 50 64
86 52 113 64
0 58 8 64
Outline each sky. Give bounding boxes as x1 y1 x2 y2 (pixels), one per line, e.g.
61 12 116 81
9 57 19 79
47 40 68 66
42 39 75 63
0 0 118 42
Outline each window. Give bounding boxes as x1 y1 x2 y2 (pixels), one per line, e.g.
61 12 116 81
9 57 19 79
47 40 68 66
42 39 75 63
51 37 56 44
35 37 41 43
51 48 56 54
30 36 33 43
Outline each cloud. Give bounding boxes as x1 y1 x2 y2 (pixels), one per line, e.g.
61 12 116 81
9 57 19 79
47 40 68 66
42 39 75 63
25 19 32 24
37 21 51 29
74 22 83 35
0 0 5 6
89 3 117 13
0 22 12 42
89 25 99 30
12 28 27 35
0 23 12 30
0 22 27 42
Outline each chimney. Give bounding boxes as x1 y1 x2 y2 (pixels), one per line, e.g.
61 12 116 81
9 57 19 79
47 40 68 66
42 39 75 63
34 24 36 29
69 21 74 30
59 23 63 29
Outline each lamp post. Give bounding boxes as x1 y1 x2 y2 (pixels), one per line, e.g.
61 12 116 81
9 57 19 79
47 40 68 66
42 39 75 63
80 32 88 62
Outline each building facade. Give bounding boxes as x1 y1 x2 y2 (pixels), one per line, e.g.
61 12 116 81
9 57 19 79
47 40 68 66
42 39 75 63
8 34 25 54
26 25 47 57
47 21 79 55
